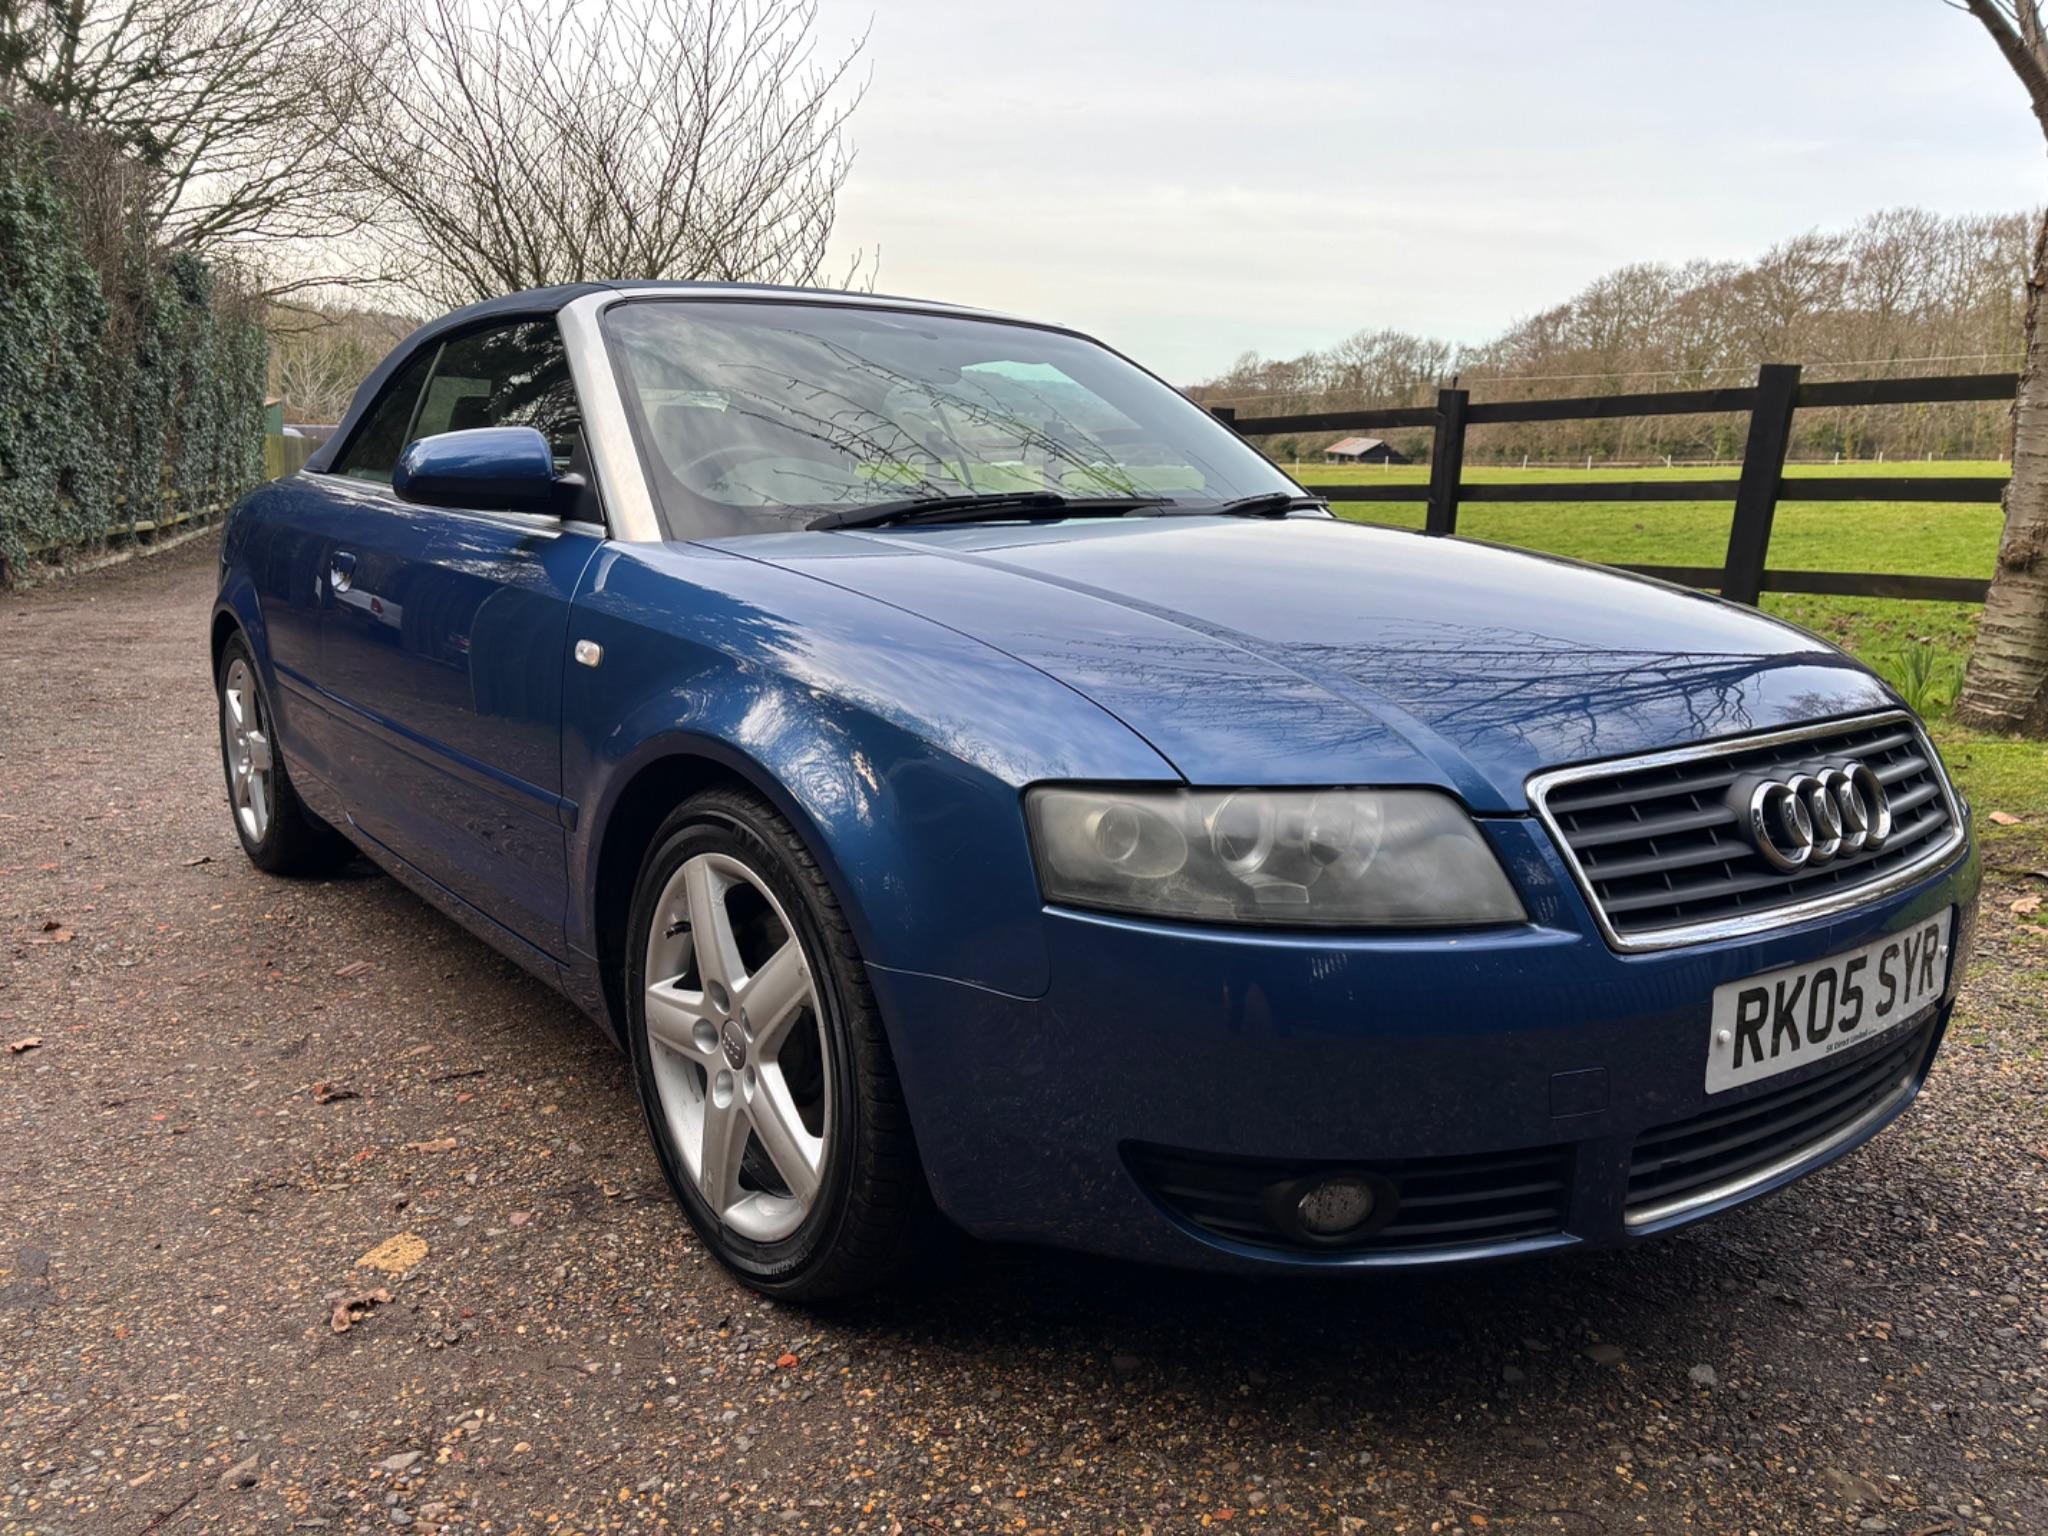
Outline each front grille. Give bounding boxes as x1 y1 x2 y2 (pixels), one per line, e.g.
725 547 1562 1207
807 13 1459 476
1126 1142 1572 1254
1531 712 1962 947
1624 1020 1933 1225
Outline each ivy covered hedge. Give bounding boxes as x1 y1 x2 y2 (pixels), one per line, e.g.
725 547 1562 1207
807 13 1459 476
0 108 266 579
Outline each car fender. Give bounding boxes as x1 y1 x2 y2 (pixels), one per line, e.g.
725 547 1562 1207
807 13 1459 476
562 541 1179 1002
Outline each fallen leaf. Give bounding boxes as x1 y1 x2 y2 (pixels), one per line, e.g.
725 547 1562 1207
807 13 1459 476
356 1233 428 1273
1989 810 2022 826
329 1286 393 1333
312 1082 358 1104
405 1137 457 1154
776 1352 799 1369
27 923 73 945
2013 894 2043 917
182 854 213 867
7 1037 42 1054
334 959 373 978
507 1210 532 1228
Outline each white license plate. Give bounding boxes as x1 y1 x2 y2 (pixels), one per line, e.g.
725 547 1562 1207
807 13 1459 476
1705 909 1952 1095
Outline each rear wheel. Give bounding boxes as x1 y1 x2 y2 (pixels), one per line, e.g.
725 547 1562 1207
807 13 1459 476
625 787 936 1299
215 634 351 874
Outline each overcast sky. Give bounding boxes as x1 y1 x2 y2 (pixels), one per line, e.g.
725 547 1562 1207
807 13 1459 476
812 0 2046 381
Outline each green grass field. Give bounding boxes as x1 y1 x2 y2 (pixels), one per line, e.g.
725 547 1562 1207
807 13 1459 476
1295 459 2048 853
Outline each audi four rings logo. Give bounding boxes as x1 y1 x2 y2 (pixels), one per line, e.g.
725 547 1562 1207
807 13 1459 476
1729 764 1893 872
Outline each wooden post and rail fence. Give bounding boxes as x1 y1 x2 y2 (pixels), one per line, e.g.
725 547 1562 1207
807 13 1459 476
1211 364 2016 606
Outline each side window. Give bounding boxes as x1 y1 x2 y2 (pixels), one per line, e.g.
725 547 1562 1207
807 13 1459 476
411 321 584 468
331 349 435 483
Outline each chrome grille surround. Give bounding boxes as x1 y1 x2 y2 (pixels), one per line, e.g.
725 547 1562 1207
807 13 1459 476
1528 711 1967 952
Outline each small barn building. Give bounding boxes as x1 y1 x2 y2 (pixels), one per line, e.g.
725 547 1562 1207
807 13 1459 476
1323 436 1408 465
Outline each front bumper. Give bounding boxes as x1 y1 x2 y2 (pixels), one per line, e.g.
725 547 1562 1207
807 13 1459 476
869 816 1981 1273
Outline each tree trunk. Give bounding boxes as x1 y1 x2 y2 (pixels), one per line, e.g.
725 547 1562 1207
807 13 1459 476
1956 210 2048 736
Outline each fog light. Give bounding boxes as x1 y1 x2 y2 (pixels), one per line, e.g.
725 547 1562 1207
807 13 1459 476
1296 1176 1376 1237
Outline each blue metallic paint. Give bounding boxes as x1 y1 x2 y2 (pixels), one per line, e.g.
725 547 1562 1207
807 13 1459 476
393 426 563 515
556 539 1176 1001
215 286 1981 1275
313 500 599 953
736 516 1894 805
867 827 1976 1269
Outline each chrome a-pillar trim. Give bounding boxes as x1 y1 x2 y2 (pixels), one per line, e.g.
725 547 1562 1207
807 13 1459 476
557 291 663 543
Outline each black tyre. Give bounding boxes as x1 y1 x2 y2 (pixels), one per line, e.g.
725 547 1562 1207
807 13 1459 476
215 633 352 875
625 786 938 1299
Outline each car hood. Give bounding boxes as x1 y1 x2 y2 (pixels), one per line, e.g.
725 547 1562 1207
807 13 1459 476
722 516 1894 811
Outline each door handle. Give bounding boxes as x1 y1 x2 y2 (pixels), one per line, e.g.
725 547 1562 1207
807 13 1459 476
329 551 357 593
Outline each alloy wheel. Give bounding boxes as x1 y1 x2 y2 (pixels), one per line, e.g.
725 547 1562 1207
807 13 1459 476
641 852 831 1243
222 657 274 844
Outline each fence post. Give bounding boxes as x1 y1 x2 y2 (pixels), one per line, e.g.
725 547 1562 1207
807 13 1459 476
1721 363 1801 606
1425 387 1469 535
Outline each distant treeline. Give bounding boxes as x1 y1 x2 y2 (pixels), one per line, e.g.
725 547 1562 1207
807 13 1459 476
1190 208 2035 465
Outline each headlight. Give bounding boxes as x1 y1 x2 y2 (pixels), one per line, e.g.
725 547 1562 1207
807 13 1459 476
1026 786 1526 927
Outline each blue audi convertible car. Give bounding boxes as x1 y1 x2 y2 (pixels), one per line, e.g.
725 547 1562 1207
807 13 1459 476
212 283 1980 1298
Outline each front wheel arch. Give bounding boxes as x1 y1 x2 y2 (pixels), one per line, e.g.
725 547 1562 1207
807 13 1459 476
587 743 869 1048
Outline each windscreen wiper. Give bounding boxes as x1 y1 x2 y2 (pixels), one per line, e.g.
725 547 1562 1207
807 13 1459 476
1203 492 1331 518
808 491 1174 531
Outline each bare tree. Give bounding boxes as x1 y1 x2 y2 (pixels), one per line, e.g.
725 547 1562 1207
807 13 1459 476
326 0 867 310
1951 1 2048 734
0 0 378 284
268 304 412 421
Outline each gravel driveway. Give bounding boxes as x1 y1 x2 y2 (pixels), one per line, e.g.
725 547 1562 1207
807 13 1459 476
3 539 2046 1536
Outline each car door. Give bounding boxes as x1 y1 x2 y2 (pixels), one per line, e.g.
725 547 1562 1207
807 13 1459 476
257 347 442 796
311 319 604 958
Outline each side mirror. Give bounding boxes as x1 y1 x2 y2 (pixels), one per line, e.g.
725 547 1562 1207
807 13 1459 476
393 427 576 517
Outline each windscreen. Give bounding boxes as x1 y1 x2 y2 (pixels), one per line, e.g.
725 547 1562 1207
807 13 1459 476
602 299 1297 534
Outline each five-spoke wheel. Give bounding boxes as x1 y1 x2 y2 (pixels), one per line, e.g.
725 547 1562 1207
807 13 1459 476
626 787 934 1298
214 633 350 875
221 655 275 844
643 851 831 1242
